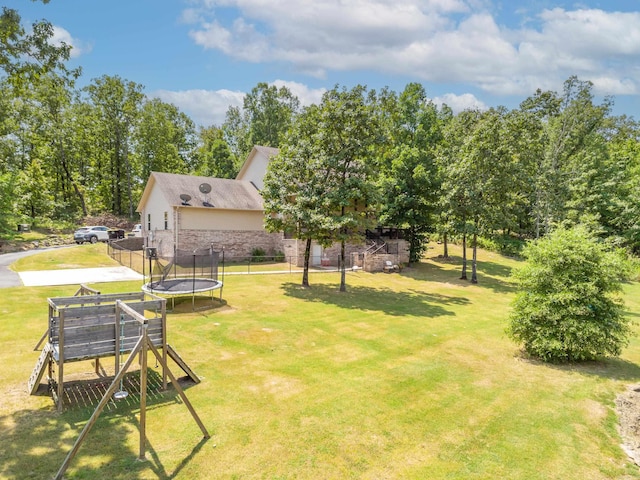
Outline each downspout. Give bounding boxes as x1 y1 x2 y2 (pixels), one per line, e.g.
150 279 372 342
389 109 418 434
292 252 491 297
174 206 180 254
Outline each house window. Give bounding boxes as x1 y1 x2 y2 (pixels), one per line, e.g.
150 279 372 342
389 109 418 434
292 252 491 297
147 213 151 231
164 211 168 230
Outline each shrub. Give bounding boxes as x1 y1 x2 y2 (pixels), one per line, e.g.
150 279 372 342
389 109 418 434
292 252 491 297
251 247 267 262
476 234 525 257
506 225 632 363
274 250 285 262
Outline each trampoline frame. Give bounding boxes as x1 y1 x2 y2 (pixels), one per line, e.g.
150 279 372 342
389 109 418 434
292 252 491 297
142 246 224 310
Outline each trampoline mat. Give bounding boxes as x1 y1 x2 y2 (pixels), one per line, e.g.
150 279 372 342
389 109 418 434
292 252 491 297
144 278 222 294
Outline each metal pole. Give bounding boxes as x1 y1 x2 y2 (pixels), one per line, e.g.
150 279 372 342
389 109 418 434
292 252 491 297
139 324 148 460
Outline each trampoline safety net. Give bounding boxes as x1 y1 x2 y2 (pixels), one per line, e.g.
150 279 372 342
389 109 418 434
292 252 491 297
149 248 220 288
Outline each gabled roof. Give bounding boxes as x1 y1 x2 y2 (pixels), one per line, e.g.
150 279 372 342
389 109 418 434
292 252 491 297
136 172 263 213
235 145 279 182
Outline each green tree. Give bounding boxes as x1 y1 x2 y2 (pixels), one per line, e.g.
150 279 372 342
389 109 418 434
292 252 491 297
507 225 631 362
223 82 299 161
193 126 236 178
0 4 77 91
521 77 612 237
222 105 250 165
16 158 53 219
29 73 88 218
605 118 640 251
314 85 380 292
376 83 443 264
134 97 196 181
84 75 144 217
263 106 334 287
439 109 481 280
264 86 379 291
0 3 78 228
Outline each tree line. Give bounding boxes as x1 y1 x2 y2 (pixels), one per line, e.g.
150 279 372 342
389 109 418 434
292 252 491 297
263 79 640 285
3 6 640 273
0 5 298 229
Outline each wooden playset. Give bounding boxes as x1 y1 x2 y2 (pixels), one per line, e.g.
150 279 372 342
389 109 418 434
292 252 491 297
27 285 209 479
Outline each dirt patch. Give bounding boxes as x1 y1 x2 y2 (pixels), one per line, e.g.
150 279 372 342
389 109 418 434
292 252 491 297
616 385 640 465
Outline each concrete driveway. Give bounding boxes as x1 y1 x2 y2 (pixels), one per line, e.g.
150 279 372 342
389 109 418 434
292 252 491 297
0 249 52 288
0 247 142 288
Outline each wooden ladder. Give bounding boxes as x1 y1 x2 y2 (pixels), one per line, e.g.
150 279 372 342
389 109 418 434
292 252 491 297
28 343 52 394
167 344 201 384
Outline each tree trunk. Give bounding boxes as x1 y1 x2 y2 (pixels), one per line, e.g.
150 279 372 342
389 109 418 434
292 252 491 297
471 232 478 284
302 237 311 287
125 143 134 218
443 232 449 258
339 239 346 292
460 233 467 280
58 142 88 216
408 227 419 265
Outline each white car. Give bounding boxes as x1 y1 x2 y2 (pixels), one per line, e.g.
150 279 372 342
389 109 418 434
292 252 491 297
132 224 142 237
74 226 110 244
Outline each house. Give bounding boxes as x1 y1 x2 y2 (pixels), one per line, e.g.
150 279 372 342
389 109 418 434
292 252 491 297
136 145 409 268
136 146 282 258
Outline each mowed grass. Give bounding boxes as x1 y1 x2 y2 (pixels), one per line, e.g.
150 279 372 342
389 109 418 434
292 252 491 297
2 244 640 479
10 243 120 271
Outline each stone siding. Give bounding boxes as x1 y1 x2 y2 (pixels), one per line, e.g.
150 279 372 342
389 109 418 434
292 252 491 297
357 240 410 272
149 229 409 270
282 239 365 267
148 229 284 259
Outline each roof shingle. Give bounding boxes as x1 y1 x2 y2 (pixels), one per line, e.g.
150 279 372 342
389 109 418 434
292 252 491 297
150 172 263 210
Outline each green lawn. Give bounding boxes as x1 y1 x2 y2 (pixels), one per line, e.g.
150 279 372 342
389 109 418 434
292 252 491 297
2 244 640 479
11 243 120 271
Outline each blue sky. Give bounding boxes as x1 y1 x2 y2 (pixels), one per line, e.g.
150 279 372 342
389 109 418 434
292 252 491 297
7 0 640 126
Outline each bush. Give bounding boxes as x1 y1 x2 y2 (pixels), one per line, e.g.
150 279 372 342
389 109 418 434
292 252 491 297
251 247 267 262
506 225 632 363
476 234 525 257
274 250 285 262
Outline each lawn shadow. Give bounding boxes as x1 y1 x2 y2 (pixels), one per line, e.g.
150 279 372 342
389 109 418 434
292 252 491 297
421 255 517 294
4 370 207 479
0 404 139 480
517 354 640 382
281 282 469 318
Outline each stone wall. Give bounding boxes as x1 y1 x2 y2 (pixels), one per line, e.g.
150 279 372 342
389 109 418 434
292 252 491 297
362 253 400 273
321 242 366 266
149 229 284 259
149 229 409 269
357 240 410 273
112 236 144 251
282 239 366 267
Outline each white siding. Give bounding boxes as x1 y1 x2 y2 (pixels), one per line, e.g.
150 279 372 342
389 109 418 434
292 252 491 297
237 151 270 190
180 208 264 231
143 186 173 233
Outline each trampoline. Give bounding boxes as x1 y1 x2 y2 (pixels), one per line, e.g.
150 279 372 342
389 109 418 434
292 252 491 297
142 246 224 310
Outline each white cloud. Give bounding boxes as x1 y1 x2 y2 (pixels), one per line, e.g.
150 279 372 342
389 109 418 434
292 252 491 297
152 88 245 127
52 26 91 58
433 93 487 113
184 1 640 98
151 81 327 127
271 80 326 106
